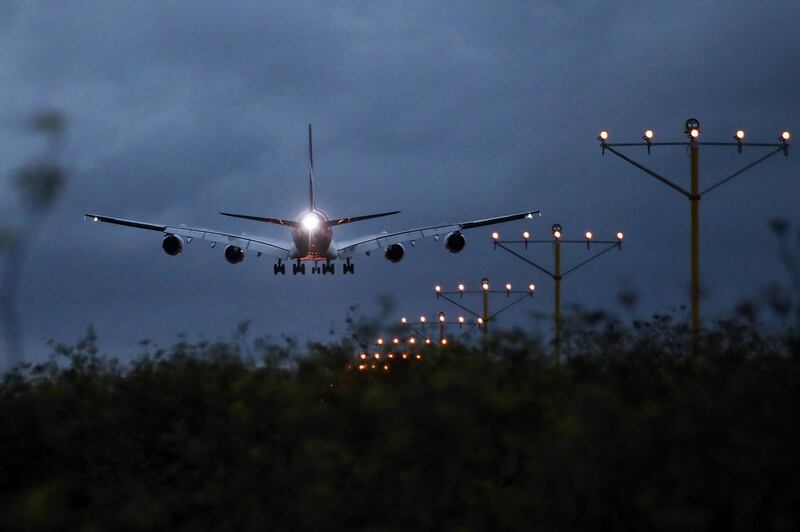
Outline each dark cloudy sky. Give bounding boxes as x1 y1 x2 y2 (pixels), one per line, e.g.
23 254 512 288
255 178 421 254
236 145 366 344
1 1 798 363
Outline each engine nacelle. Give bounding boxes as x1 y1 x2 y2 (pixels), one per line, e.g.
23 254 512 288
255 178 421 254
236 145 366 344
384 243 405 263
224 245 245 264
445 231 466 253
162 234 184 256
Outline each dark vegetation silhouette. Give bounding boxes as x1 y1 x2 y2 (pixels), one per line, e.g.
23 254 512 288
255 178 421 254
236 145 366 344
1 296 799 530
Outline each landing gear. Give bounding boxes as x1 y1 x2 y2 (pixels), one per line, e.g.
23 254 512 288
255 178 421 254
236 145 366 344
273 259 286 275
292 261 306 275
311 261 320 275
322 260 335 275
343 259 355 275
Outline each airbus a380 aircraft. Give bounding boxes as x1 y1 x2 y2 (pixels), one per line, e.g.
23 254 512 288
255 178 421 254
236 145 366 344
86 126 539 275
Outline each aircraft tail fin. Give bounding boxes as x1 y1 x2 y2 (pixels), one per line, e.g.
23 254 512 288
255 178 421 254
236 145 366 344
308 124 315 210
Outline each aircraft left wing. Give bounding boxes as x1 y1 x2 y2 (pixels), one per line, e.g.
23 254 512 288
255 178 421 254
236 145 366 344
335 210 540 259
84 213 292 259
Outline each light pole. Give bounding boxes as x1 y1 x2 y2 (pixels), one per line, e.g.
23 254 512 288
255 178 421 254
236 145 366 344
492 225 624 364
598 120 791 352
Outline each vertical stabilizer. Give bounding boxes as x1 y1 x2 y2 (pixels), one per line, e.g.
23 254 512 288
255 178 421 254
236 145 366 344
308 124 315 210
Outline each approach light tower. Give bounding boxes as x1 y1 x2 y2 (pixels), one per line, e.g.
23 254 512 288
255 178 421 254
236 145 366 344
491 226 624 364
432 279 536 339
598 120 791 353
399 311 477 345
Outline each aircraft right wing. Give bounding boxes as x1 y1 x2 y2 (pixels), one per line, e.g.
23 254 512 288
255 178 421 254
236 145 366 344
85 213 292 259
335 210 540 259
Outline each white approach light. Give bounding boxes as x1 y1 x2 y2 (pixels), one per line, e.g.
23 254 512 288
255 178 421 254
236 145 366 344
301 212 321 231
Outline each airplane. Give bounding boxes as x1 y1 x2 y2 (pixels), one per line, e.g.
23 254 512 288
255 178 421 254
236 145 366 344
85 125 539 275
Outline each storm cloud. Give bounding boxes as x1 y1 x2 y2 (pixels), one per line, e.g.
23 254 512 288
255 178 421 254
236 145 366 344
0 1 798 362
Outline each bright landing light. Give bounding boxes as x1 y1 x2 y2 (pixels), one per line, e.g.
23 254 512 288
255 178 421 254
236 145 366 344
301 212 321 231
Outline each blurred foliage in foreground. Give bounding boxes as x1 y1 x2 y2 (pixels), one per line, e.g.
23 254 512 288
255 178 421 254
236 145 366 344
0 315 798 531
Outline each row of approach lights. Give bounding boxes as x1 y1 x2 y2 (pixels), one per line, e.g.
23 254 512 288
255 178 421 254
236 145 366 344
598 128 791 142
490 227 624 247
400 307 500 329
356 350 425 371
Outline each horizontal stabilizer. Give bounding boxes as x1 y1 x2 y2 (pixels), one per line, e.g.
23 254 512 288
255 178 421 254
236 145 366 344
325 210 401 227
219 212 300 228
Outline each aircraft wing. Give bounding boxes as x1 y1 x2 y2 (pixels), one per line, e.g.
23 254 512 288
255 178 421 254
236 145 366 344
84 213 292 259
335 210 540 259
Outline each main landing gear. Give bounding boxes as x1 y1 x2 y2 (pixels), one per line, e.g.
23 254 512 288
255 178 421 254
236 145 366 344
321 260 335 275
291 260 355 275
273 259 286 275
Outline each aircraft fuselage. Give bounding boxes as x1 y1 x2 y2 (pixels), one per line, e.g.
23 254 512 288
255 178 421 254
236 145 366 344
290 210 336 260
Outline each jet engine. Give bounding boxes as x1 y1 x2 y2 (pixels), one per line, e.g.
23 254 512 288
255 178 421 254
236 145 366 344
162 234 184 256
384 243 405 263
224 245 245 264
444 231 466 253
